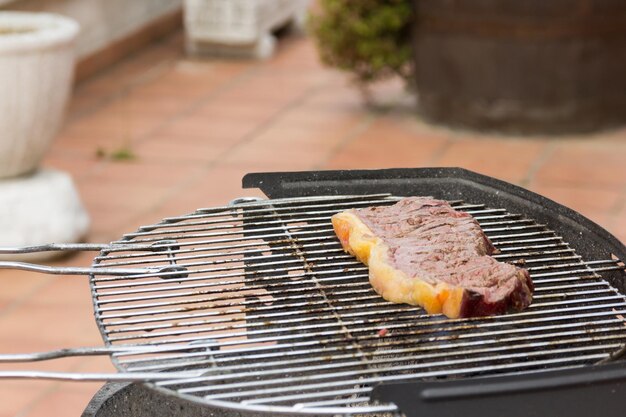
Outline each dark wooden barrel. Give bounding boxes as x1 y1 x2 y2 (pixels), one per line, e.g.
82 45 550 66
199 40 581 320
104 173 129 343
412 0 626 133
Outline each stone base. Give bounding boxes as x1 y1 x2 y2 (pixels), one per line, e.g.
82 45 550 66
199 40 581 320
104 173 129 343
0 169 90 262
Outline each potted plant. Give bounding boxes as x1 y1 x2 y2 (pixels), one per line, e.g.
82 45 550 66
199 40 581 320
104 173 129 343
309 0 413 92
310 0 626 134
0 11 79 177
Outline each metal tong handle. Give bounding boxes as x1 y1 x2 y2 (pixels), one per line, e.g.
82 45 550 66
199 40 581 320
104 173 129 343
0 243 111 253
0 371 200 382
0 261 154 276
0 241 202 382
0 344 215 382
0 241 184 276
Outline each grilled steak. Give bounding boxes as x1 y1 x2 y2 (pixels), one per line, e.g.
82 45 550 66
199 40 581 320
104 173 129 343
331 197 533 318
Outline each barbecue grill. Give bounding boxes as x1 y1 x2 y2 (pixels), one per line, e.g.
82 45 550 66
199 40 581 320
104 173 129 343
1 168 625 417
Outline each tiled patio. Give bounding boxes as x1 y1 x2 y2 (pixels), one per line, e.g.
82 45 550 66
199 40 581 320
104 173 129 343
0 29 625 417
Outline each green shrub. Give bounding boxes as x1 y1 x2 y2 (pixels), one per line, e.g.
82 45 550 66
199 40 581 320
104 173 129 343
309 0 413 87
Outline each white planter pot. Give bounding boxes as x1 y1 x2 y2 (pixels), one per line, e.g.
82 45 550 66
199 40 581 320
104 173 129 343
184 0 308 59
0 12 79 178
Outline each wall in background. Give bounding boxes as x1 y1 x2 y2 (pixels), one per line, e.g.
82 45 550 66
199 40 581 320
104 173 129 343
1 0 181 58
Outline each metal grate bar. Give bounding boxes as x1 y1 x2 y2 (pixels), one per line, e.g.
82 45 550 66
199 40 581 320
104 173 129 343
96 217 542 268
95 278 614 332
95 243 344 268
101 286 620 328
122 214 543 241
119 319 626 373
124 330 626 375
96 260 611 312
495 237 564 245
92 240 584 283
493 249 574 259
250 389 373 406
104 294 626 337
93 245 586 293
111 210 515 247
97 280 613 323
104 225 555 263
100 286 623 333
173 354 605 397
96 277 613 318
91 240 576 291
94 257 601 306
107 291 620 342
168 195 394 217
223 346 623 406
102 295 626 340
102 290 616 336
105 304 626 344
158 345 618 393
95 237 337 262
125 200 395 235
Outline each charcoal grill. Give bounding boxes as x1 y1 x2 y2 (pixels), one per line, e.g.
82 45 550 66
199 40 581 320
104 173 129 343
0 168 625 417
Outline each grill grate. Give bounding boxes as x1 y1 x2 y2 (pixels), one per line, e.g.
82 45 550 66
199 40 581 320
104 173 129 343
89 195 626 415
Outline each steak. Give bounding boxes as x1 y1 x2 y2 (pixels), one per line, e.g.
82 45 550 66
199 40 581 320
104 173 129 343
331 197 533 318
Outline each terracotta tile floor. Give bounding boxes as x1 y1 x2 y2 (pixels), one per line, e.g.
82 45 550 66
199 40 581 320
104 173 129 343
1 30 625 417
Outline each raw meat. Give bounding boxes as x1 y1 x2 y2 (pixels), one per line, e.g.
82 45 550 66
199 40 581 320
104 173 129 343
331 197 533 318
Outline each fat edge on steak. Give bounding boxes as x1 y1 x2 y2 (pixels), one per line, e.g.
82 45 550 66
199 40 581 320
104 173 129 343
331 199 533 319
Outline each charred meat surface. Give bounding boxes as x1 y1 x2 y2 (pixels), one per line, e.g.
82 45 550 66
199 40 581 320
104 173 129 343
331 197 533 318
